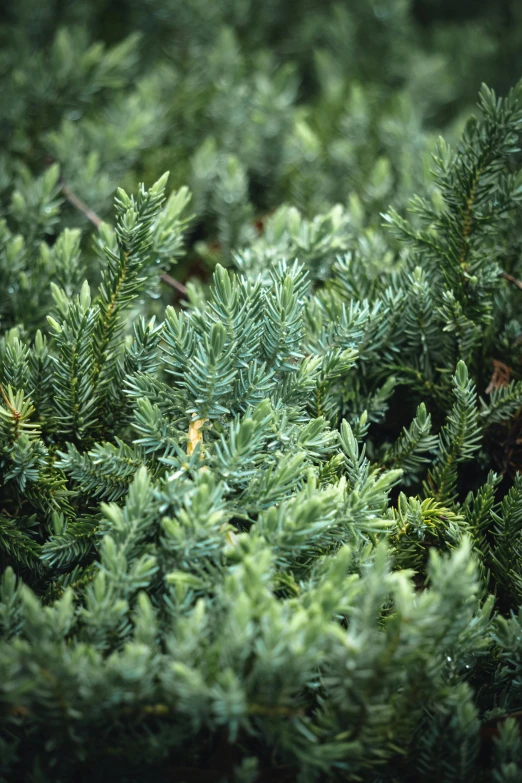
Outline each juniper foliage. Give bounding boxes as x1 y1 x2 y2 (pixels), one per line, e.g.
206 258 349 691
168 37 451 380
2 6 522 782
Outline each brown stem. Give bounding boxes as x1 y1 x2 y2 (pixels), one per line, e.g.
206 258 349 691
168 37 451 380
500 271 522 292
61 181 102 229
160 272 187 296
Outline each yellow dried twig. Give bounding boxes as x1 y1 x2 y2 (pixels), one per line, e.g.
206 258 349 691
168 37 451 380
0 384 19 418
187 417 208 458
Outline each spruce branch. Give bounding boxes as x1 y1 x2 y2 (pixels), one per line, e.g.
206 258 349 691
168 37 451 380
60 176 187 295
424 361 481 502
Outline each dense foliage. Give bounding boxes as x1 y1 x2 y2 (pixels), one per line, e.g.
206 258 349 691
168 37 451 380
2 2 522 781
1 0 521 283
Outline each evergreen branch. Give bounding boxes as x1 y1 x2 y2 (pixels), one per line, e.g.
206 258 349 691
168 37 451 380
481 380 522 426
47 281 99 439
61 177 187 294
40 516 98 571
382 402 438 482
424 361 481 502
0 516 42 572
490 475 522 607
0 386 40 443
56 439 145 502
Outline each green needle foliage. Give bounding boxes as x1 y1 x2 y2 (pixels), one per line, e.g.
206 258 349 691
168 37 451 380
2 2 522 779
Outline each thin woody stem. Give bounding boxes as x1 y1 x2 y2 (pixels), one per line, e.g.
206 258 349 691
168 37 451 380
159 273 187 296
500 271 522 292
61 181 102 229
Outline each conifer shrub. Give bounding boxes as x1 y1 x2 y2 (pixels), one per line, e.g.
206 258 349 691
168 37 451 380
2 76 522 781
3 3 522 782
1 0 520 283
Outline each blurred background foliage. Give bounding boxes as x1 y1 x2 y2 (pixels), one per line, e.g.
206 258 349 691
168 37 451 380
0 0 519 298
